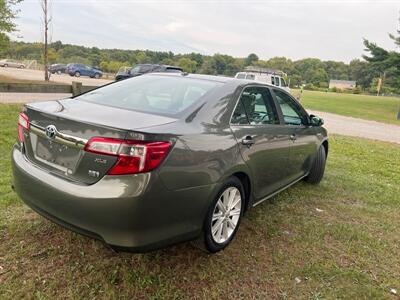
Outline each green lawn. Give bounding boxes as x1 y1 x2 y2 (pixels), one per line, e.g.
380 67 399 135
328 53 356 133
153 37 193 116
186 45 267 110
293 90 400 125
1 104 400 299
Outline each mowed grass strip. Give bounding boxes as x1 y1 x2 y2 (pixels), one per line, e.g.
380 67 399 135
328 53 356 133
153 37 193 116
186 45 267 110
294 89 400 125
0 104 399 299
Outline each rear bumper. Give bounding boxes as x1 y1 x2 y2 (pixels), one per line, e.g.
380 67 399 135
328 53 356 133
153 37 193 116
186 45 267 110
12 145 215 251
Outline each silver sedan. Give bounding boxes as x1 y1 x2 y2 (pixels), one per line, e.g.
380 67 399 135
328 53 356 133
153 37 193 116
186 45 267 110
0 59 25 68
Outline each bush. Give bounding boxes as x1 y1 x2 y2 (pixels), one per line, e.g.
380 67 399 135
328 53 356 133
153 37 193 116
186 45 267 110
304 83 317 91
330 87 343 93
319 82 329 88
353 86 362 94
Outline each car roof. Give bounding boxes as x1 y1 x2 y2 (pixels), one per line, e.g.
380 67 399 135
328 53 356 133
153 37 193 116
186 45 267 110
146 72 234 83
146 72 279 89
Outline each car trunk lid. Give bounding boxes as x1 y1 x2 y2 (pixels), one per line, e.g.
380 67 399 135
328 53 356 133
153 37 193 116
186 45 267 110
22 99 177 184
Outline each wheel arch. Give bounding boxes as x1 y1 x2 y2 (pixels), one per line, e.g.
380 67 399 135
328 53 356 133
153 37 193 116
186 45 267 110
230 171 252 212
321 139 329 157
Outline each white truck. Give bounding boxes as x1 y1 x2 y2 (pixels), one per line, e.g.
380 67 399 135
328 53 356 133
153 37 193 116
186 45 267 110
235 67 290 93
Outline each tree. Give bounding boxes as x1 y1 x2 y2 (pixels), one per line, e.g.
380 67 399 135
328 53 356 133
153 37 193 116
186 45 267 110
0 0 22 55
349 59 374 89
135 51 151 64
363 35 400 93
41 0 51 81
244 53 258 66
41 47 57 64
177 57 197 73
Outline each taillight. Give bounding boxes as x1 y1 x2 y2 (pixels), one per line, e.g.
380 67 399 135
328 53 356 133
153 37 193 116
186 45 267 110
84 137 172 175
18 112 29 142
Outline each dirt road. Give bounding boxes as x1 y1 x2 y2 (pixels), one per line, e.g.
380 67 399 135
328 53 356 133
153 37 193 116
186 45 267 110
0 93 71 104
0 67 112 86
308 110 400 144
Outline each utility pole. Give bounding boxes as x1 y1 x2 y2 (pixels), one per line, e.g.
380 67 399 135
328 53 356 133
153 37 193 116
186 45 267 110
41 0 51 81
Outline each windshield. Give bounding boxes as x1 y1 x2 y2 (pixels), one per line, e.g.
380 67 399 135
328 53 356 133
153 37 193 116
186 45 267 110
130 66 141 73
76 75 222 116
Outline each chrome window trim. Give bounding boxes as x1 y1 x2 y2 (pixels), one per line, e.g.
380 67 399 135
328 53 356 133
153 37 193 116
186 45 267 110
29 123 88 150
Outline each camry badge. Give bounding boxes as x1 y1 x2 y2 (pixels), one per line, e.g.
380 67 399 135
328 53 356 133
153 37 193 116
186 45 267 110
45 125 57 139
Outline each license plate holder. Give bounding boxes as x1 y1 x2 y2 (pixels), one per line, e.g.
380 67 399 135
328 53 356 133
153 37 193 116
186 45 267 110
36 136 79 169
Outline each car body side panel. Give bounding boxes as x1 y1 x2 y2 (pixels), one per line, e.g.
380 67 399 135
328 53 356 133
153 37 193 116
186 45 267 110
12 145 216 250
230 125 292 199
286 126 321 181
158 128 243 190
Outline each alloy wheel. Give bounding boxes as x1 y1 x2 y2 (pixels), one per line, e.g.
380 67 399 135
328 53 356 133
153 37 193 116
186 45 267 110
211 187 242 244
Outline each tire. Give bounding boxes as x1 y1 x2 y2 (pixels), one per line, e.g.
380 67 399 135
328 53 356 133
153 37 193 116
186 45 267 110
19 65 24 69
305 145 326 184
57 70 62 75
198 176 245 253
94 73 100 79
4 64 8 68
74 71 81 77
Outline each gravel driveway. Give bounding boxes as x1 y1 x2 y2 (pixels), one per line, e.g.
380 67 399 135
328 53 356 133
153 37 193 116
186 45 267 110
308 110 400 144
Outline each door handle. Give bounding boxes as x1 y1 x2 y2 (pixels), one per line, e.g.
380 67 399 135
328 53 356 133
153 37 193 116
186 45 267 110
241 136 255 147
290 134 297 141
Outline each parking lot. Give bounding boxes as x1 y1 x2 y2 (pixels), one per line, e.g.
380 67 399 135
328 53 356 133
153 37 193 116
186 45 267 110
0 67 111 86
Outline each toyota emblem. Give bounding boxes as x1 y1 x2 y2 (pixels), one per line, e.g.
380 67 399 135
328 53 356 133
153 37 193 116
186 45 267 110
45 125 57 139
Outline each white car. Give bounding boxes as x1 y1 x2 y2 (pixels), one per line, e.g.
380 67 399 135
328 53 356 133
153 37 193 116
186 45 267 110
235 71 290 93
0 59 25 68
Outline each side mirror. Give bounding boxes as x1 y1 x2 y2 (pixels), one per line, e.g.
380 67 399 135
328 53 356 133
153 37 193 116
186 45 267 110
309 114 324 126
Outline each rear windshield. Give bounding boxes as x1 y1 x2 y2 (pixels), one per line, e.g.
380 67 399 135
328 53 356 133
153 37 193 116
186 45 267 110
76 75 222 116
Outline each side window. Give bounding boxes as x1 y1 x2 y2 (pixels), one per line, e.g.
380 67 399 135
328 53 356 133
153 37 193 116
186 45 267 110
271 76 275 85
274 89 308 126
274 77 280 86
245 74 255 80
231 87 279 125
281 78 287 87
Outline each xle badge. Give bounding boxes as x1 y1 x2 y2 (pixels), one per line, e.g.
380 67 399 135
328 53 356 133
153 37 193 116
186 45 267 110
94 158 107 164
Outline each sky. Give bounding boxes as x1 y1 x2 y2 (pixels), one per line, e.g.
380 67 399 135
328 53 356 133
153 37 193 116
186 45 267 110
12 0 400 63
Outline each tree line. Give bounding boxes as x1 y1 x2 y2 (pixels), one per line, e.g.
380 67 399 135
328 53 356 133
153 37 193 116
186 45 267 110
4 40 391 93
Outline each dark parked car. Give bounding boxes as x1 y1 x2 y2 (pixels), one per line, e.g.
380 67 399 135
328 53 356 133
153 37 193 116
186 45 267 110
12 73 328 253
49 63 67 74
115 64 182 81
66 63 103 79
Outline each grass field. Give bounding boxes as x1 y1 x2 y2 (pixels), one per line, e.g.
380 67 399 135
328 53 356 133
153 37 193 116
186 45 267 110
292 90 400 125
1 104 400 299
